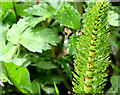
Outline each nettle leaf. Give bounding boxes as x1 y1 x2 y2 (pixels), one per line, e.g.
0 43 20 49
68 34 79 55
24 3 55 17
7 19 28 45
53 3 81 29
25 16 47 27
31 61 57 69
20 27 59 53
3 62 32 93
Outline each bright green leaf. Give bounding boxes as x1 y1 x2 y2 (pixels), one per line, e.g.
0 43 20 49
7 19 28 45
53 3 81 29
68 34 79 55
3 62 32 93
0 43 17 62
25 16 47 27
20 27 59 53
24 3 55 17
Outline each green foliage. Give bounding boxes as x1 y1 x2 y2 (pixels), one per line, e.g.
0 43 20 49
68 34 79 54
3 62 40 93
20 27 59 53
108 11 119 26
53 3 81 29
106 75 119 93
72 1 111 94
0 0 119 94
54 82 60 95
7 19 27 45
31 61 57 69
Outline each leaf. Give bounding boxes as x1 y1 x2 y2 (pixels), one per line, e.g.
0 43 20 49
31 61 57 69
0 43 17 62
3 62 32 93
54 82 59 94
31 80 40 93
68 34 79 55
110 75 118 89
20 27 59 53
11 58 27 66
24 3 55 17
42 86 55 93
25 16 47 27
0 24 10 53
15 3 30 17
108 11 119 26
46 1 63 10
53 3 81 29
7 19 28 45
2 1 13 16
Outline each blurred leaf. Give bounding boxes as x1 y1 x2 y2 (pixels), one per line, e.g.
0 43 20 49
106 75 118 93
108 11 119 26
53 3 81 29
11 58 27 66
54 82 59 94
20 27 59 53
31 80 40 93
68 34 79 55
42 86 55 93
0 73 12 85
46 1 63 10
31 61 57 69
111 75 118 89
7 19 28 45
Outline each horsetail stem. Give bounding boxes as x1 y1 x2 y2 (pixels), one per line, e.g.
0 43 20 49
72 0 111 94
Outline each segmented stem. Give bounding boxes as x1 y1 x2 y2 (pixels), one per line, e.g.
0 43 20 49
72 0 111 94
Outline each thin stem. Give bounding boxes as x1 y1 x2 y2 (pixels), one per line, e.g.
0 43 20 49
16 44 20 58
12 0 18 21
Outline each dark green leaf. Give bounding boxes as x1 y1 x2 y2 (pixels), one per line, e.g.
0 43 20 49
31 80 40 93
31 61 57 69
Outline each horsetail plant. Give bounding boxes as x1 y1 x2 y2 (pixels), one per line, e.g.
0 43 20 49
72 0 111 94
